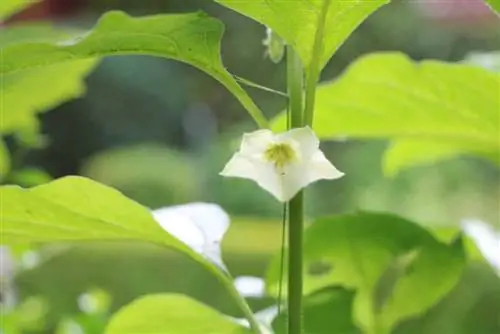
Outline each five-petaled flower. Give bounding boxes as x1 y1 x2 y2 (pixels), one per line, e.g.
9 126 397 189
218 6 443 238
220 126 344 202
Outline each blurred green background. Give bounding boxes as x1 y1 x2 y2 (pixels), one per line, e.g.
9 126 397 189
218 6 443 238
2 0 500 333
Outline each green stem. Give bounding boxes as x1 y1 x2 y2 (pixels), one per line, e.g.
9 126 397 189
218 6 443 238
286 45 304 334
303 0 331 127
226 276 262 333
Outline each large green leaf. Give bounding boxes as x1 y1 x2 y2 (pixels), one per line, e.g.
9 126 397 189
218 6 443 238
1 24 99 135
105 294 248 334
0 0 39 20
272 287 359 334
484 0 500 15
216 0 389 70
0 11 267 128
266 212 466 333
0 176 223 278
272 52 500 174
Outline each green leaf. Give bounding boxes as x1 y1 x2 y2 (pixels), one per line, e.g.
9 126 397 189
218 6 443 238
0 176 223 279
272 52 500 174
382 139 499 177
484 0 500 15
266 212 466 333
1 24 99 135
0 139 10 178
216 0 389 70
0 0 39 21
272 287 359 334
0 11 267 128
105 294 248 334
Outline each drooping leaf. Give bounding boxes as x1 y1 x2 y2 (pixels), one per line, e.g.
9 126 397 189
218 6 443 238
382 139 499 177
266 212 466 333
0 139 10 178
484 0 500 15
0 24 99 135
2 60 98 135
105 294 248 334
0 176 224 280
0 11 267 128
272 52 500 174
272 287 360 334
0 0 39 21
216 0 389 70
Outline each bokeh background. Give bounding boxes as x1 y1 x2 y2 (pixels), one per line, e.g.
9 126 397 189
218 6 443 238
2 0 500 333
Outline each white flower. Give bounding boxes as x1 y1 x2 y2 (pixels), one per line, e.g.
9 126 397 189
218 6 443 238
220 127 344 202
152 203 230 271
234 276 266 298
461 218 500 274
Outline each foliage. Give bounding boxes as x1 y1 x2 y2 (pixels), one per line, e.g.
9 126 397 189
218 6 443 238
105 294 248 334
0 0 499 333
0 11 267 128
266 213 466 333
272 53 500 175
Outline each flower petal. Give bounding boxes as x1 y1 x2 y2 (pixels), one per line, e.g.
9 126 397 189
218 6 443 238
306 151 345 183
234 276 266 298
152 203 230 270
461 218 500 273
277 126 318 159
240 129 274 155
220 153 258 180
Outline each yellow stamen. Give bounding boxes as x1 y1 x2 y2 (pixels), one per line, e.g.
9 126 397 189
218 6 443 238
264 143 296 169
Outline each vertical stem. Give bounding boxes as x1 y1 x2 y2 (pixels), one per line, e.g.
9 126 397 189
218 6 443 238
304 0 331 127
286 45 304 334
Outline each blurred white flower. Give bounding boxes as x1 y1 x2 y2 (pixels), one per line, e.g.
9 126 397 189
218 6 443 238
461 218 500 274
232 305 279 334
0 247 16 308
234 276 266 298
220 127 344 202
152 203 230 270
232 276 279 333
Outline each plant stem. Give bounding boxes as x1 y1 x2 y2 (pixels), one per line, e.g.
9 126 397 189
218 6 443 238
226 276 262 333
286 45 304 334
304 0 331 127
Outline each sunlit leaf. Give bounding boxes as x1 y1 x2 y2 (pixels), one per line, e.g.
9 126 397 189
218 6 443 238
382 139 499 177
266 212 466 333
272 52 500 174
0 0 39 21
0 24 99 135
216 0 389 70
484 0 500 15
105 294 248 334
0 176 226 280
0 11 267 128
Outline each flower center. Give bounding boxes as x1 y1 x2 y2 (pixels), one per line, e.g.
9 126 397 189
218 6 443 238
263 142 296 169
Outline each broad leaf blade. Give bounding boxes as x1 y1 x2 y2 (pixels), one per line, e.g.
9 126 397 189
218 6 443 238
272 52 500 173
0 0 39 21
0 176 222 279
0 11 266 127
383 139 500 176
216 0 389 70
266 212 466 333
484 0 500 15
105 294 248 334
272 287 359 334
1 24 99 135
